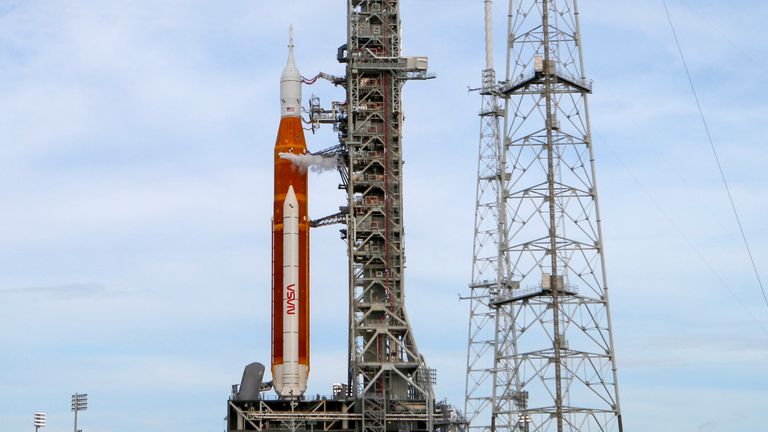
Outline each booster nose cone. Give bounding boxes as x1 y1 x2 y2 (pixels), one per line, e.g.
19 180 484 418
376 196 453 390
280 25 301 118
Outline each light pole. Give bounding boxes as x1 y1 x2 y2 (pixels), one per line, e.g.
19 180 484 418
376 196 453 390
71 393 87 432
33 412 46 432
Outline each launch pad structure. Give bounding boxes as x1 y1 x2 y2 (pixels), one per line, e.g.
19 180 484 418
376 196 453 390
464 1 624 432
227 1 465 432
229 0 626 431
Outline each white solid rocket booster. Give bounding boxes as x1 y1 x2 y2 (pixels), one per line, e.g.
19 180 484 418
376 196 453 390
279 185 303 396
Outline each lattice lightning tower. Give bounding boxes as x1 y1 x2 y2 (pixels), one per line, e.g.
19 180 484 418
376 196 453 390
464 1 514 432
465 1 625 431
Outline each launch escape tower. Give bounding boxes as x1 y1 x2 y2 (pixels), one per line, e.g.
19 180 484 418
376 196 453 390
227 2 465 432
464 1 624 432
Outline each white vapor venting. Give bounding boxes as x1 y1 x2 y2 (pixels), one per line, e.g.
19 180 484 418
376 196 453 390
279 152 337 173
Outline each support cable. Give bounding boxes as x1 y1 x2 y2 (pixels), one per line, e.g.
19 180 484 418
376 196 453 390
598 136 768 336
662 0 768 309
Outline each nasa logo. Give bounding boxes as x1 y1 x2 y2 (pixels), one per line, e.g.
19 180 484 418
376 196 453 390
286 284 296 315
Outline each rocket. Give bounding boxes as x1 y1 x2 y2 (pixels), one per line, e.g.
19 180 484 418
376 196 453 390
271 26 310 399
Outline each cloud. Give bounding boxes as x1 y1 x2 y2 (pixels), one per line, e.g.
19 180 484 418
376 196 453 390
0 282 107 299
697 419 718 431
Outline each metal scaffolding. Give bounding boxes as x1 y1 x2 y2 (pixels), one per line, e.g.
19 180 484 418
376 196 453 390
343 2 436 432
464 1 624 431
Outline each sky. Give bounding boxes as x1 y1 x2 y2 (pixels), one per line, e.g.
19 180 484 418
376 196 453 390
0 0 766 431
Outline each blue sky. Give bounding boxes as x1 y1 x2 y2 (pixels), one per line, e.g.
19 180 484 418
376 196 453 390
0 1 766 431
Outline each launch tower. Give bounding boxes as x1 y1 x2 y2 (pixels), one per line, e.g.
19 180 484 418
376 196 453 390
342 2 436 431
228 2 464 432
464 1 624 431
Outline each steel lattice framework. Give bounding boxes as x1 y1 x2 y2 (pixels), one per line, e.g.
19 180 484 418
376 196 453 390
464 2 516 432
464 65 506 432
465 1 624 431
343 2 435 432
